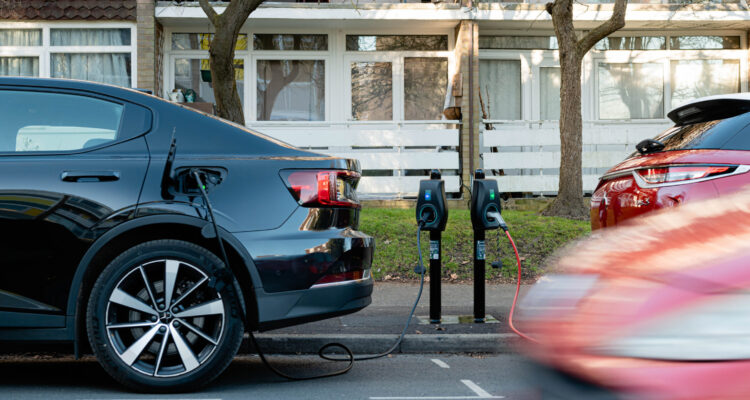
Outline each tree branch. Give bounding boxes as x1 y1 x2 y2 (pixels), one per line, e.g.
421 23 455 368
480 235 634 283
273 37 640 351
576 0 627 55
196 0 219 25
223 0 265 35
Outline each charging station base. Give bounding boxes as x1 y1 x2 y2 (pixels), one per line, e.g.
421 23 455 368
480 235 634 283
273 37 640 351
416 315 500 325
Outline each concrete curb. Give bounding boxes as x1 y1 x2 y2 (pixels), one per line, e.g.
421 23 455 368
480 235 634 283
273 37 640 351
244 333 521 355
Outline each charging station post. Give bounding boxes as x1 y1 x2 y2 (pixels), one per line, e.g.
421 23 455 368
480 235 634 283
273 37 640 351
470 169 503 323
416 169 448 324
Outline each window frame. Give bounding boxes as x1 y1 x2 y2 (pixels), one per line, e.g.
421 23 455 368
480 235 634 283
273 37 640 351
253 55 329 122
341 31 454 122
0 22 137 87
477 50 533 121
163 27 455 125
170 53 248 115
166 29 332 123
478 30 747 123
345 52 399 122
589 30 747 122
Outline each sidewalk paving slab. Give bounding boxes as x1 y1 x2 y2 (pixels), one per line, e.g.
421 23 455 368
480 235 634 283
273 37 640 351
249 282 531 354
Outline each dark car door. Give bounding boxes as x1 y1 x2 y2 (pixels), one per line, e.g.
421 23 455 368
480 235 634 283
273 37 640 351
0 88 151 328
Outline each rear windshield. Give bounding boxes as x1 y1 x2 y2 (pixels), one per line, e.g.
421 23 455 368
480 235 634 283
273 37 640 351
633 111 750 156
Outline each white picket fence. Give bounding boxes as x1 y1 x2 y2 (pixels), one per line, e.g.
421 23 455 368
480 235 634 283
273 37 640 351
481 120 673 193
250 121 462 199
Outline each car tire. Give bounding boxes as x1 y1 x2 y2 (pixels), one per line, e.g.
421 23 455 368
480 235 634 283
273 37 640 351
87 239 244 392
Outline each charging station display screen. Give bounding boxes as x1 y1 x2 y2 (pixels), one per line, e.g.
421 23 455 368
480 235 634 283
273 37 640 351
425 189 431 201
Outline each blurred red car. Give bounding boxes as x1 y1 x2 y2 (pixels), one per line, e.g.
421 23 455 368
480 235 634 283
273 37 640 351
518 187 750 400
591 94 750 230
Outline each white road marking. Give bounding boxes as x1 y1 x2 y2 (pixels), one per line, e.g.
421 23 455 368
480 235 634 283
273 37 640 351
369 396 503 399
370 379 503 399
461 380 493 398
431 358 450 369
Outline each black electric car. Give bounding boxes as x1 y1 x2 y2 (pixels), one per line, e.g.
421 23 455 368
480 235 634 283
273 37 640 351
0 77 374 391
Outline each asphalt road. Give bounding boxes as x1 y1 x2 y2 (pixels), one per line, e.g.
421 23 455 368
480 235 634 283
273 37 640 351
0 353 538 399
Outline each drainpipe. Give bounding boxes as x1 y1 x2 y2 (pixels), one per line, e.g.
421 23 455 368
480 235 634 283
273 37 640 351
467 20 475 195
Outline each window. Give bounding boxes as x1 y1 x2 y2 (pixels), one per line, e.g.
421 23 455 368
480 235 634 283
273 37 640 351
50 28 130 46
171 33 248 50
670 36 741 50
0 29 41 46
351 62 393 121
346 35 448 51
671 60 740 109
174 58 245 106
595 36 666 50
257 60 325 121
0 57 38 77
598 63 664 120
52 53 132 87
0 26 134 86
404 57 448 120
0 90 123 152
479 36 558 50
540 67 561 120
50 28 132 86
479 33 745 123
479 59 521 120
253 34 327 50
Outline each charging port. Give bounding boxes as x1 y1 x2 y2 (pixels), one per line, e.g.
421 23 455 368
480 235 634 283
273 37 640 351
419 205 437 224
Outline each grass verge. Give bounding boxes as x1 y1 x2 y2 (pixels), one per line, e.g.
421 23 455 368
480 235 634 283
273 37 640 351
361 208 590 283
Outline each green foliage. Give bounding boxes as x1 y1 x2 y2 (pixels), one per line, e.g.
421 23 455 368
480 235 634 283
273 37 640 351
361 208 590 283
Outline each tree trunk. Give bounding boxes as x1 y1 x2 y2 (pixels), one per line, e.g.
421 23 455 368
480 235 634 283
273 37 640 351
547 51 587 218
542 0 627 219
197 0 265 125
210 26 245 125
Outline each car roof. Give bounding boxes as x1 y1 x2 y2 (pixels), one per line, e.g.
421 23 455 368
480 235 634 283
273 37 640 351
668 93 750 125
0 76 153 101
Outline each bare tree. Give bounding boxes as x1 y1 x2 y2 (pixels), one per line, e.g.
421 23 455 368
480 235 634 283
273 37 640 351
542 0 627 219
197 0 264 124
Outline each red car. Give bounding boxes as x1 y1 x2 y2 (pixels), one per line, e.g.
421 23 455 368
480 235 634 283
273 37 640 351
517 187 750 399
591 94 750 230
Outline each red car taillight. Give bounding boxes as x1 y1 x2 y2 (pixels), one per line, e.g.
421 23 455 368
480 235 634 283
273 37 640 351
281 170 361 208
636 165 735 184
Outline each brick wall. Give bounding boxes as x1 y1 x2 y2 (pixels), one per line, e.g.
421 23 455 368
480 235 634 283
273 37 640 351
136 0 157 92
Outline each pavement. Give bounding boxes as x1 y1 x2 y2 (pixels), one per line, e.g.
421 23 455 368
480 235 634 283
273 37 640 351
251 282 531 355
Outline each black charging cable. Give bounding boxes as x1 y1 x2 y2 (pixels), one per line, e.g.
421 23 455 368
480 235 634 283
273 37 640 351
320 218 427 362
192 169 428 379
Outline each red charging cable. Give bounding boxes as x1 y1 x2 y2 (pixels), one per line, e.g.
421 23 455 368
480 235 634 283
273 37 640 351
505 230 539 343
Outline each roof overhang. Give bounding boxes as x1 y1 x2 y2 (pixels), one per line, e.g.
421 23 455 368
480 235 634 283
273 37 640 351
156 2 750 31
476 3 750 30
155 2 464 30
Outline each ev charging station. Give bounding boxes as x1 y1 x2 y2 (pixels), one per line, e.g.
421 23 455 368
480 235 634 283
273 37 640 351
416 169 448 324
470 169 503 323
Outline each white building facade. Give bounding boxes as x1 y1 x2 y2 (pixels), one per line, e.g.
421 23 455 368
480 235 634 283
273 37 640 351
2 0 749 199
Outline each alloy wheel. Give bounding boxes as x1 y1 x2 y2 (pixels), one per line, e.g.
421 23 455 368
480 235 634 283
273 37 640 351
105 259 225 377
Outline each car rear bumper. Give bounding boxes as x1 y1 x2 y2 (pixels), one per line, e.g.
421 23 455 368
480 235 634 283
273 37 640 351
255 275 373 331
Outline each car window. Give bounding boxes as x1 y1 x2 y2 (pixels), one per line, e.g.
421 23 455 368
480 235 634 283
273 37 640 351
0 90 124 153
631 111 750 156
720 120 750 151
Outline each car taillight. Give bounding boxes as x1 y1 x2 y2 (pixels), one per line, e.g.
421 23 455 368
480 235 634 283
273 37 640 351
281 170 361 208
636 165 735 184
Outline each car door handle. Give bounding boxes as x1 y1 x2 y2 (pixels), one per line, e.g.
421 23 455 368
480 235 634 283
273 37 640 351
61 171 120 182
